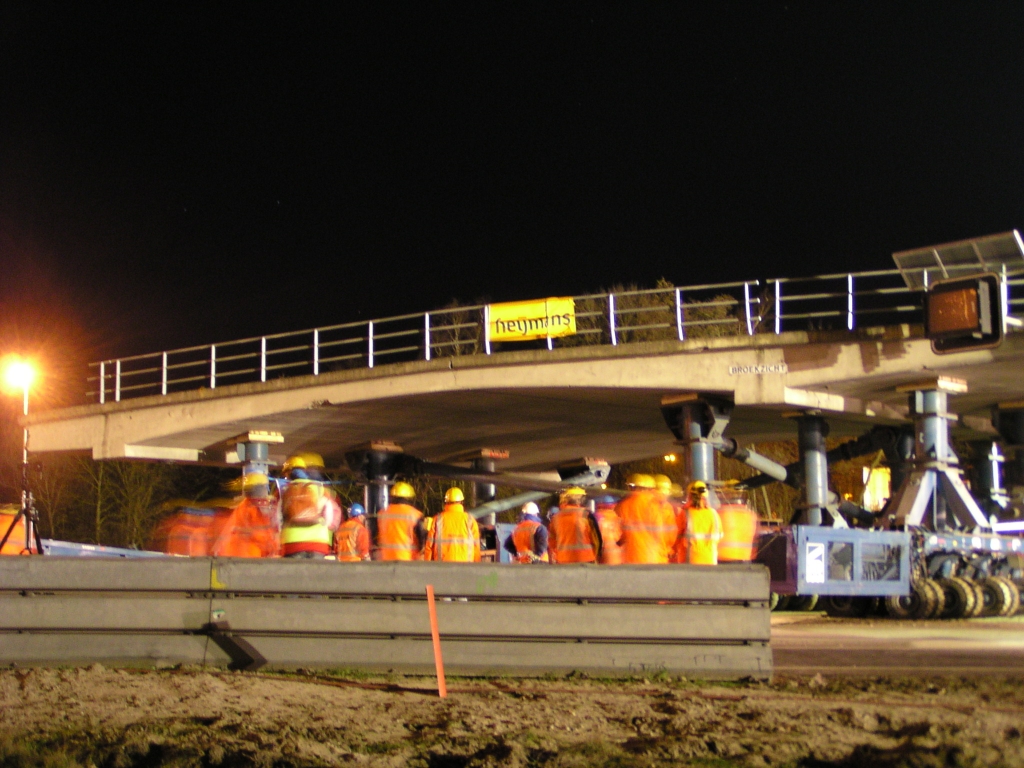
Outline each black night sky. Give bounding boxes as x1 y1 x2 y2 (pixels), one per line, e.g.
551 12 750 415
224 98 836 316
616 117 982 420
2 4 1024 405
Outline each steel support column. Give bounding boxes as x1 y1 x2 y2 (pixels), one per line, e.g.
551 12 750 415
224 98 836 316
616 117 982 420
796 415 829 526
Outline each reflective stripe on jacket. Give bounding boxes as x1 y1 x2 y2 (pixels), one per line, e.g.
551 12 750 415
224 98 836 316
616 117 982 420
686 505 723 565
281 516 332 555
615 491 677 564
377 503 424 561
335 519 370 561
430 505 480 562
549 507 599 563
717 504 758 562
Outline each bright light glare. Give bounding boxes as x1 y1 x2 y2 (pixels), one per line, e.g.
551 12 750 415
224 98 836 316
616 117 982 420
2 358 35 392
663 454 677 463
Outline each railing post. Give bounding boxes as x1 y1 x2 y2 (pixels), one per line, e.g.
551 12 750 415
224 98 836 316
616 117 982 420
161 352 168 395
260 337 267 382
210 345 216 389
368 321 374 368
743 282 753 336
313 329 320 376
774 281 782 335
847 274 855 331
1001 264 1010 333
424 313 431 361
483 305 491 355
675 288 685 341
115 360 121 402
99 362 105 404
608 294 617 346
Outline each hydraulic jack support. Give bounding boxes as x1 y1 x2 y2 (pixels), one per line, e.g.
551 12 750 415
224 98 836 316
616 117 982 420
887 382 991 531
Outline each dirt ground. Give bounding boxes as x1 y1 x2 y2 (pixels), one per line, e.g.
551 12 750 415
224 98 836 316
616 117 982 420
2 665 1024 768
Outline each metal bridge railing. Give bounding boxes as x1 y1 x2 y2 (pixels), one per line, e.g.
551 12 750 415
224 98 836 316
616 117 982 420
88 269 1024 403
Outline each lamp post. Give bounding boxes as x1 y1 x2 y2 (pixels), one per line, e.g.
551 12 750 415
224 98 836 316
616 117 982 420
1 357 41 554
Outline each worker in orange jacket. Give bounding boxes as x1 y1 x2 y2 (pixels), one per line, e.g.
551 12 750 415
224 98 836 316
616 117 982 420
504 501 549 563
421 513 436 560
685 481 724 565
615 474 677 564
335 503 371 561
668 482 691 564
429 487 481 562
376 482 427 560
593 494 623 565
211 473 279 558
548 488 602 563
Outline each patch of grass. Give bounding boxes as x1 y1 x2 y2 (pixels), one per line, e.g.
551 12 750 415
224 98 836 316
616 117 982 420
358 740 404 755
0 738 81 768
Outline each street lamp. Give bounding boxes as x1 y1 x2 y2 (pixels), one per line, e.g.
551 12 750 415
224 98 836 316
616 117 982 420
1 356 41 554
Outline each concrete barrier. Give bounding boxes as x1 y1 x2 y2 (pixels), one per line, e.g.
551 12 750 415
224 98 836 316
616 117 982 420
0 557 771 679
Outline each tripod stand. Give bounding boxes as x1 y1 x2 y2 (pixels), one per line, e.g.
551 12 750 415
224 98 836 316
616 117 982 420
0 461 43 555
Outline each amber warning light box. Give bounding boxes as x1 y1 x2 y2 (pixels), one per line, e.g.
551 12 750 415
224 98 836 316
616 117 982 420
925 273 1002 354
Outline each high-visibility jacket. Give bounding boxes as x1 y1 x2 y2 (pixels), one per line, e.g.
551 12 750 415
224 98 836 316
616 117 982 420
686 505 724 565
422 515 435 560
718 504 758 562
511 519 549 563
280 480 334 556
335 518 371 561
615 491 677 564
430 504 480 562
158 511 213 557
594 507 623 565
376 502 425 560
212 498 278 558
549 506 600 563
671 504 690 564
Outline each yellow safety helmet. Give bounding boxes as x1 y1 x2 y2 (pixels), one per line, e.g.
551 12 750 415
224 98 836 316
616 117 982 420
688 480 709 497
653 474 672 494
282 452 325 473
242 472 269 490
391 481 415 500
282 455 306 473
444 487 465 504
559 486 587 506
627 473 656 489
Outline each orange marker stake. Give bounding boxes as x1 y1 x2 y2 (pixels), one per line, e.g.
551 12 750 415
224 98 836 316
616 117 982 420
425 584 447 698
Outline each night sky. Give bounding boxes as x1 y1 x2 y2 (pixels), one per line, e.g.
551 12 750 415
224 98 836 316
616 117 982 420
2 4 1024 405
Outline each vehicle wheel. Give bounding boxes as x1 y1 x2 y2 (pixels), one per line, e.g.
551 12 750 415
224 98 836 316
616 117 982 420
822 596 874 618
993 577 1021 617
938 577 977 619
920 579 945 619
885 588 921 619
966 579 986 618
775 594 792 611
790 594 819 611
769 592 781 611
978 577 1013 617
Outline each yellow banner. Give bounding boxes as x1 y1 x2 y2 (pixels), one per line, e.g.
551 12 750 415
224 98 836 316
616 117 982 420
488 297 576 342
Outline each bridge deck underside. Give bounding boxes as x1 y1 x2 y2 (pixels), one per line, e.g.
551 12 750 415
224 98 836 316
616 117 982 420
27 329 1024 470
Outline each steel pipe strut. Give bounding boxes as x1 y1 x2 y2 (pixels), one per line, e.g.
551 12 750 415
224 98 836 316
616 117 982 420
797 415 830 526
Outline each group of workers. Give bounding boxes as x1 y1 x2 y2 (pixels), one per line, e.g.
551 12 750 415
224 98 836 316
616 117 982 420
157 454 758 566
504 473 757 566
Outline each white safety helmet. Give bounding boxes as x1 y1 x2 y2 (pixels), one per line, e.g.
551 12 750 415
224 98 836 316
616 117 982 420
521 501 540 517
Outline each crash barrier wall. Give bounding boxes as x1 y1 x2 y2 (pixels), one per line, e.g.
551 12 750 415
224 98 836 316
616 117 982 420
87 268 1024 402
0 557 772 680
